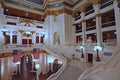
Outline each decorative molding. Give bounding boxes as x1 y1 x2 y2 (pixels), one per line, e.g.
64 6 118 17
44 7 72 17
18 30 24 33
73 0 99 12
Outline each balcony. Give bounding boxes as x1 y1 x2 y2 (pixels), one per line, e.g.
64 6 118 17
104 39 117 46
85 9 94 16
86 26 96 31
76 29 82 33
100 0 114 9
75 16 81 21
102 21 115 28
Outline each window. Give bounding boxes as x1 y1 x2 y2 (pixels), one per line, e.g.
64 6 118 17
12 35 17 44
6 35 10 44
36 36 39 43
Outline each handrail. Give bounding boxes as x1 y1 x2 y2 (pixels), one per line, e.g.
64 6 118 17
43 45 67 80
47 54 67 80
102 20 115 25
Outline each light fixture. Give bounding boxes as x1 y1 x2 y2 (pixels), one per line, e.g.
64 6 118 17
94 45 102 61
35 63 40 70
1 26 9 32
6 9 8 11
25 30 31 34
26 13 28 16
35 63 40 80
94 45 102 52
80 45 84 58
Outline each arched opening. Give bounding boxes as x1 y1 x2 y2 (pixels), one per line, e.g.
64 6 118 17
22 32 32 44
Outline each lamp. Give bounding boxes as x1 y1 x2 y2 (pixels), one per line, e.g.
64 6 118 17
1 26 9 32
35 63 40 80
80 45 84 58
1 26 9 35
94 45 102 61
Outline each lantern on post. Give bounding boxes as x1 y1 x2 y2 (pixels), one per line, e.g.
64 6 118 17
94 45 102 61
80 45 84 58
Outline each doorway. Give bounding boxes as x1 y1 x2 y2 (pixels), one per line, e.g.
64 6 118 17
22 39 32 44
88 53 93 63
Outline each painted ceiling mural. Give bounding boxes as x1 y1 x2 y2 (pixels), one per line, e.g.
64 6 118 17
26 0 44 5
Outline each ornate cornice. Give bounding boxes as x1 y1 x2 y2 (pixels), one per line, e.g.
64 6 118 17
44 7 72 17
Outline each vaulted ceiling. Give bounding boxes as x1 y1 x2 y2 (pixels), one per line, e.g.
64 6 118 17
26 0 44 5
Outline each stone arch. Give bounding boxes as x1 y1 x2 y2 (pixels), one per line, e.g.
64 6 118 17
22 32 32 37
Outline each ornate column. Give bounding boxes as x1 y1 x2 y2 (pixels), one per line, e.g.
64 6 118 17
81 20 87 46
0 3 4 28
81 12 86 46
10 31 12 44
18 30 24 44
114 0 120 45
41 53 46 74
49 15 54 46
0 58 1 80
94 4 103 46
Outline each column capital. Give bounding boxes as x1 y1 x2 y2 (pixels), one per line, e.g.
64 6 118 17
94 13 102 18
81 20 86 23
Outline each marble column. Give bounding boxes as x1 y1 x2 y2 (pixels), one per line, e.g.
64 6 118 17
10 31 12 44
0 58 1 80
41 53 46 74
94 4 103 46
81 12 86 46
0 4 4 28
18 32 22 44
114 0 120 45
49 15 54 46
82 20 87 46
